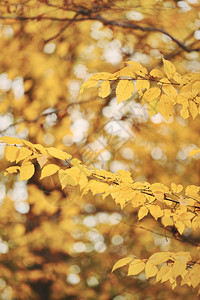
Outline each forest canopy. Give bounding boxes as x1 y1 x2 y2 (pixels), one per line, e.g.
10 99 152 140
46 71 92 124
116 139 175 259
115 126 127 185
0 1 200 299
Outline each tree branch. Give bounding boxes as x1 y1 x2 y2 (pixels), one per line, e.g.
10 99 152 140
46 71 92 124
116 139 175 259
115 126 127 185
121 221 199 246
0 12 200 52
93 14 200 53
1 9 200 52
0 98 102 135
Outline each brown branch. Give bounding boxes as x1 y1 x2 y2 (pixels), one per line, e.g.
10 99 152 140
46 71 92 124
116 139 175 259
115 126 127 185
0 12 200 52
121 221 199 246
0 15 77 21
163 225 200 246
0 98 103 135
89 173 200 210
45 2 80 13
93 14 200 53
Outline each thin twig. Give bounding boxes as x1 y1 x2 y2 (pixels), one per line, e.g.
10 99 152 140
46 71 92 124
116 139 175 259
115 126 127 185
93 15 200 53
44 11 80 43
1 13 200 52
0 98 103 135
121 221 199 246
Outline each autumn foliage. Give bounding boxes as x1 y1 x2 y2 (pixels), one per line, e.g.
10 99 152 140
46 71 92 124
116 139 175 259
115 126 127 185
0 1 200 299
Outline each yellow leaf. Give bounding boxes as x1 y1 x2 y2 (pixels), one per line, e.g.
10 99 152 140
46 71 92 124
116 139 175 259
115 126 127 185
173 72 182 83
59 173 76 189
117 170 133 183
80 79 98 94
190 265 200 288
127 61 147 75
34 144 48 155
128 259 145 276
151 184 165 201
156 265 171 283
162 84 178 102
79 172 88 191
16 147 33 163
40 164 60 179
149 252 172 265
158 94 174 121
98 80 110 98
112 257 134 272
138 206 149 220
145 261 158 279
4 166 20 176
177 92 189 104
161 266 173 283
181 263 200 288
149 205 163 220
46 147 71 160
136 79 150 91
37 155 48 168
192 216 200 230
174 251 191 261
89 72 117 80
180 105 189 119
172 260 186 278
71 158 82 166
185 185 199 196
131 193 146 208
179 196 190 206
115 67 136 78
161 215 174 227
4 145 20 162
181 73 200 86
175 221 185 234
172 281 177 290
191 80 200 96
147 98 159 117
116 80 135 104
64 166 80 181
191 275 200 289
80 72 116 95
142 87 161 103
171 183 183 193
188 148 200 156
19 162 35 181
0 136 24 145
162 58 176 79
22 140 34 148
150 69 164 78
84 180 110 195
58 168 78 188
189 101 198 119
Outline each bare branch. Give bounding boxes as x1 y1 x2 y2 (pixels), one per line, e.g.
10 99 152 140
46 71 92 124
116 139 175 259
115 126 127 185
44 11 80 43
0 12 200 53
0 15 83 22
0 98 102 135
121 221 199 247
93 14 200 53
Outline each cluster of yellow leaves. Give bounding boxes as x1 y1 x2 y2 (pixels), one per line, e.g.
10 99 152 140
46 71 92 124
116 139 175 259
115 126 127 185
1 136 89 192
112 181 200 235
112 251 200 292
2 137 200 236
80 59 200 120
2 137 200 294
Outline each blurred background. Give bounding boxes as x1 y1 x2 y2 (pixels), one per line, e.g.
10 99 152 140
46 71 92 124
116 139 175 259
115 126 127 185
0 0 200 299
